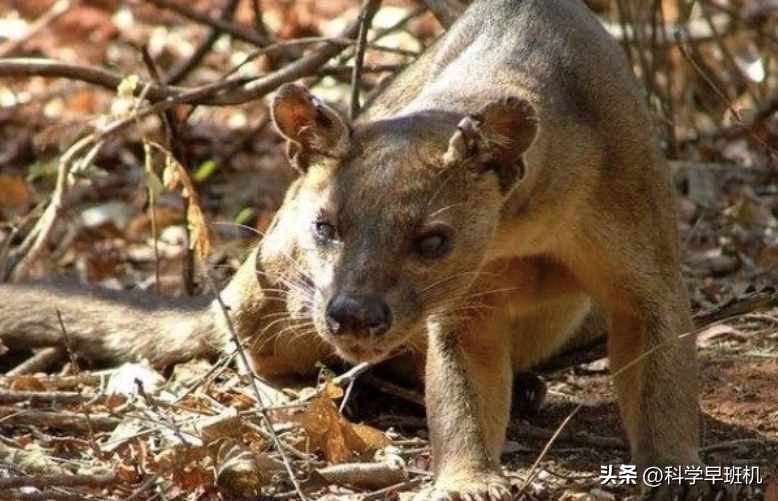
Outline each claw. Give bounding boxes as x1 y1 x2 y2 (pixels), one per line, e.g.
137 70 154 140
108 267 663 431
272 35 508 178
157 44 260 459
489 486 510 500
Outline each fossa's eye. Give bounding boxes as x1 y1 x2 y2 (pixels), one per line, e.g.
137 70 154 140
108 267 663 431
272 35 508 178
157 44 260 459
313 221 337 242
415 231 451 259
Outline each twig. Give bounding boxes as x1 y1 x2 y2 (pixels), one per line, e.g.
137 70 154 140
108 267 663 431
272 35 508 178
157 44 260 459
7 347 65 376
141 140 162 294
6 76 248 277
7 26 366 275
0 372 111 390
165 0 241 85
698 0 759 104
243 422 311 461
0 202 45 282
0 389 86 405
361 478 424 500
517 406 582 497
0 491 98 501
308 6 425 90
144 0 269 47
0 407 119 432
56 310 102 458
134 379 191 447
675 31 742 122
332 362 372 387
0 59 191 102
1 12 361 108
9 136 98 281
603 12 735 46
316 462 407 489
694 288 778 326
204 272 309 500
250 0 269 40
0 472 117 490
140 46 182 294
350 0 382 119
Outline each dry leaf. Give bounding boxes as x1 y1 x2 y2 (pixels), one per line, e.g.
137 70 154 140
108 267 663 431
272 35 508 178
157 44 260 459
215 439 282 496
198 409 245 443
351 423 390 451
162 152 210 263
0 174 32 209
297 396 389 463
10 375 46 392
322 382 345 399
157 444 210 471
172 464 213 490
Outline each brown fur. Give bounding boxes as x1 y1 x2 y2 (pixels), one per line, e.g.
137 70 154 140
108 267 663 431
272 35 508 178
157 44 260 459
1 1 701 499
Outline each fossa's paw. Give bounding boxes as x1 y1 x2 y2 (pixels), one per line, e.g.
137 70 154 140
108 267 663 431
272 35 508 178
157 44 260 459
412 473 512 501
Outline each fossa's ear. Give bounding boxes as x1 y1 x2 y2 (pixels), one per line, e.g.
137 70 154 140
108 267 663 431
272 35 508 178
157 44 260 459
443 96 538 192
271 84 351 173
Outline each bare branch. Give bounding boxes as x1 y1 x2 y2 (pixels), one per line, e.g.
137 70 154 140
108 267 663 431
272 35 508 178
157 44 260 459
165 0 242 85
0 473 117 490
350 0 383 119
0 11 362 107
145 0 270 47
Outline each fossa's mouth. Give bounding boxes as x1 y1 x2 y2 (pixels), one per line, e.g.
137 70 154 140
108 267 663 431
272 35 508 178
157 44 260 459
311 296 417 363
315 322 412 364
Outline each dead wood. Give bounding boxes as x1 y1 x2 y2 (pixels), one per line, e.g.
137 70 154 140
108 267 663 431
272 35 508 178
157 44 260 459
316 462 408 489
0 472 117 490
0 407 120 432
0 389 87 405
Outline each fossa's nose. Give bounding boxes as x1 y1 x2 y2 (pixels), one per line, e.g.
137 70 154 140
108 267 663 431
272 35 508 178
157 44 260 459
325 293 391 337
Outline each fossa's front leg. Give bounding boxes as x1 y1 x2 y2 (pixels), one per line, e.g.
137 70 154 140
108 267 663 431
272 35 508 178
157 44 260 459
414 320 513 501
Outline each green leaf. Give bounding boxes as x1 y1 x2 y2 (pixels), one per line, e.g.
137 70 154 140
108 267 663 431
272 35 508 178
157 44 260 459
193 159 217 183
234 207 255 226
27 160 58 182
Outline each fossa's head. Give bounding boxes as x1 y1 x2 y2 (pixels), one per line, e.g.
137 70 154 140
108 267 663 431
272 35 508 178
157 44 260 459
262 83 538 363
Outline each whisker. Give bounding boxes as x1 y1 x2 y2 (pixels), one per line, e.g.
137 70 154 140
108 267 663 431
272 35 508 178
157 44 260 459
427 202 466 219
418 270 501 296
213 220 267 239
